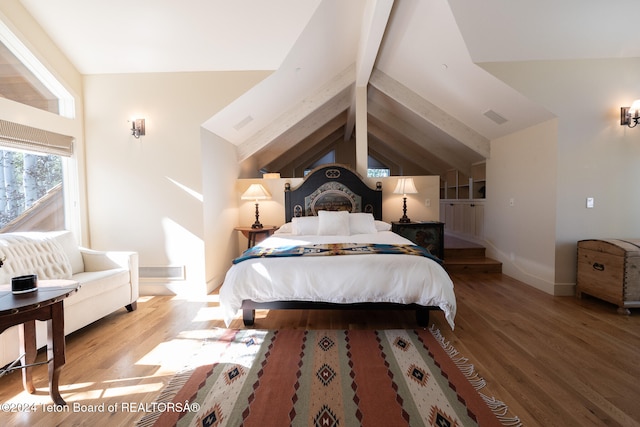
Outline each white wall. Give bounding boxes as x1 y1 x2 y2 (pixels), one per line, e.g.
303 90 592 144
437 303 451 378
83 71 270 296
376 176 440 224
485 120 558 294
483 58 640 293
202 129 241 293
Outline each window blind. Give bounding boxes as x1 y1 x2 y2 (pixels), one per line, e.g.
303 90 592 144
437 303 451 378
0 119 74 157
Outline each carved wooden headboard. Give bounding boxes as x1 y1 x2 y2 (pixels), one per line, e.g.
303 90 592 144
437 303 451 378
284 164 382 223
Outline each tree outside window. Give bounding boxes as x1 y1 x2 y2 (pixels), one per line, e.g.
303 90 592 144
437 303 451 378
0 149 63 230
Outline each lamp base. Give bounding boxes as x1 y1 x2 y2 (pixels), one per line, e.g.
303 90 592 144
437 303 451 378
251 202 264 229
398 197 411 223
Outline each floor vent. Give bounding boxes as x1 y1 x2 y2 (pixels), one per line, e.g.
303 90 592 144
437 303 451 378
139 266 185 281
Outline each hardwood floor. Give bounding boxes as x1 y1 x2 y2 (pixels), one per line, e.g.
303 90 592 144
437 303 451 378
0 272 639 426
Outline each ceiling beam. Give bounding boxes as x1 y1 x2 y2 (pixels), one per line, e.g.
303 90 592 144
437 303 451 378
261 112 348 172
369 69 490 159
357 0 394 87
250 88 351 168
237 65 355 163
344 0 394 141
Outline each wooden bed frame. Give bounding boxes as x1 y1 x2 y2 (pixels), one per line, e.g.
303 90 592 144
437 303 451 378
240 164 439 326
283 164 382 222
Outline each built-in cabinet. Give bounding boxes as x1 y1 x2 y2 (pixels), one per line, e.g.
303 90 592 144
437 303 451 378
470 162 486 199
440 162 486 201
440 161 486 240
442 169 469 199
440 200 484 239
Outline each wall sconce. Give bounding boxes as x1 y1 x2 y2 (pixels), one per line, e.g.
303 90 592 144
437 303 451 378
393 178 418 223
620 100 640 128
130 118 146 138
241 183 272 229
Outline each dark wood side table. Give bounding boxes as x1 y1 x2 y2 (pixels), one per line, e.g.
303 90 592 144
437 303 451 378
0 280 80 405
235 226 278 249
391 221 445 260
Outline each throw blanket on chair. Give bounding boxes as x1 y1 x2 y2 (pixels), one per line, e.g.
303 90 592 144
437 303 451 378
233 243 442 265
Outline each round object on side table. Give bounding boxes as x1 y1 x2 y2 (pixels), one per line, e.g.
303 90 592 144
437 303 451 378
11 274 38 294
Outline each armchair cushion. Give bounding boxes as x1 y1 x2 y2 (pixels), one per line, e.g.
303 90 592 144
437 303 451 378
81 249 127 271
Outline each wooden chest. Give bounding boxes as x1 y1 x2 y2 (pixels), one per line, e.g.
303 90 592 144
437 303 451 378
391 221 444 260
576 239 640 314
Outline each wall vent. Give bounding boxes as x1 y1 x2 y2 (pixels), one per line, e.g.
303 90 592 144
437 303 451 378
139 265 186 281
483 109 508 125
233 115 254 131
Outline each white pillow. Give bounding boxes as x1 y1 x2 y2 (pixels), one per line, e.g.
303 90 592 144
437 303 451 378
292 216 319 235
274 222 293 234
349 213 377 235
317 210 350 236
374 220 392 231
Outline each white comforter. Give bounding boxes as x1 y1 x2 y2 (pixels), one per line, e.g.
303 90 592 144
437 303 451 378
219 231 456 329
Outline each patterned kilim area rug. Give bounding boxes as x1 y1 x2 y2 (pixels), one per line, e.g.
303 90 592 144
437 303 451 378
137 327 521 427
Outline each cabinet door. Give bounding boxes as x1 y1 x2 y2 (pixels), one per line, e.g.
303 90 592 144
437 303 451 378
474 204 485 238
443 203 455 231
462 203 485 238
452 203 464 232
462 204 475 235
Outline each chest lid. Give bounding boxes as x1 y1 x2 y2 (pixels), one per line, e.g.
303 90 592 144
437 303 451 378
578 239 640 257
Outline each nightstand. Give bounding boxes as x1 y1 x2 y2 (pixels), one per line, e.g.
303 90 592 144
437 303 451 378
235 226 278 249
391 221 444 260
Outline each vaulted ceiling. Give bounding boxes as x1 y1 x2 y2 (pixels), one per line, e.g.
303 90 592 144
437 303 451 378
19 0 640 177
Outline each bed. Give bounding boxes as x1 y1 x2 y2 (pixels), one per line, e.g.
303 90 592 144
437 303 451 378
219 164 456 329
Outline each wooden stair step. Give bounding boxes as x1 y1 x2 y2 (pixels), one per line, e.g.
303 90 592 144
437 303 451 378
443 234 501 273
444 234 484 249
443 257 502 273
445 246 486 259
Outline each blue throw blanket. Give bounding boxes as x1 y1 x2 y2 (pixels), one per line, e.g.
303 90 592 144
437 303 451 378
232 243 442 265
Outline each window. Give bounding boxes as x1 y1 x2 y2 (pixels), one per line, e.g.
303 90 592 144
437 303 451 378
0 19 75 117
367 155 390 178
367 168 390 178
0 20 76 232
304 151 336 176
0 120 72 232
0 149 64 231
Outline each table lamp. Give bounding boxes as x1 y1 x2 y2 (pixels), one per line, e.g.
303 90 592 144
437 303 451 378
393 178 418 223
241 183 272 229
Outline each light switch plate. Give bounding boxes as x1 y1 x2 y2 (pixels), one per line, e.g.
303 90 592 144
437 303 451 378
586 197 594 208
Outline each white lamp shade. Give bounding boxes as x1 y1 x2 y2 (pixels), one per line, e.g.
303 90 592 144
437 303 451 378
241 184 272 201
393 178 418 195
630 99 640 116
